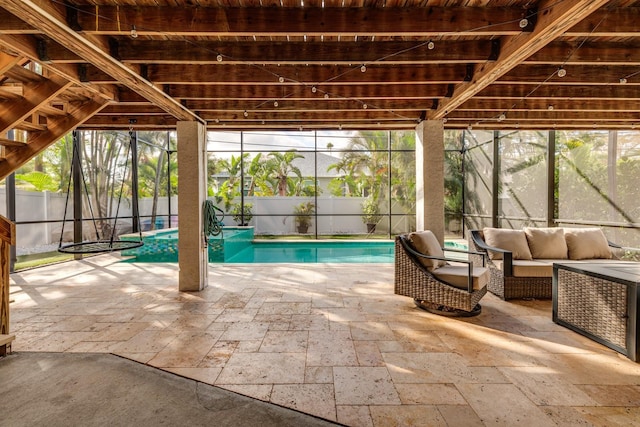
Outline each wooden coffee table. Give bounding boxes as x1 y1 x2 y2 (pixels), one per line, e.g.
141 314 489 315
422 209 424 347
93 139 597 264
553 262 640 362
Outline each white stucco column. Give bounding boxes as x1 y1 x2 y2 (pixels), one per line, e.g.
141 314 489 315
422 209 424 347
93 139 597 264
415 120 445 244
177 121 208 291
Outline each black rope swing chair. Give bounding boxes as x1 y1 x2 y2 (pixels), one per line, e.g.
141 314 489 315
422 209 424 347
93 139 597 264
58 130 144 254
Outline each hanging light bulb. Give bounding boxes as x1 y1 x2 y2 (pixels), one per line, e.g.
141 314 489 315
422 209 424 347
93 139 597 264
273 100 279 107
620 77 628 84
548 104 554 111
216 54 223 62
324 93 329 99
519 18 529 28
360 64 367 73
557 67 567 78
498 113 506 122
427 40 435 50
311 86 317 93
243 110 249 117
467 124 473 131
362 103 368 109
130 25 138 38
278 76 285 83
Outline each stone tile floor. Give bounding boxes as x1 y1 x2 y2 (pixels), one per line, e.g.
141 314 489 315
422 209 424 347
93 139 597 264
8 254 640 426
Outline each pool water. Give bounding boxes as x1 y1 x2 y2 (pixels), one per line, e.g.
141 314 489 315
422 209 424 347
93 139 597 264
225 240 394 263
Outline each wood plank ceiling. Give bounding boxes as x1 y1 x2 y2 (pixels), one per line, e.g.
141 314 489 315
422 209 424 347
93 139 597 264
0 0 638 144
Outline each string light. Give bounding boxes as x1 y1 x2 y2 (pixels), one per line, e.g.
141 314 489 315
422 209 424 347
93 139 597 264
363 104 368 109
360 64 367 73
311 86 317 93
216 54 223 62
243 110 249 117
519 18 529 28
548 104 554 111
324 93 329 99
130 25 138 38
620 77 628 84
557 67 567 78
427 40 435 50
498 113 506 121
273 101 279 107
278 76 285 83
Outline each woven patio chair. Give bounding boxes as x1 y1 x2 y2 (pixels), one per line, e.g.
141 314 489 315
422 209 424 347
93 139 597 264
394 232 489 317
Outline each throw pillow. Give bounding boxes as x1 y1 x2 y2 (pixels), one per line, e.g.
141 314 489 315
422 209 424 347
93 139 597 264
408 230 447 270
482 227 533 260
524 227 568 259
564 228 612 260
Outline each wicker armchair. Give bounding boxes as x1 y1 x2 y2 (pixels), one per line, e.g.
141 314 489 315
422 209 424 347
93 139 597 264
394 234 489 316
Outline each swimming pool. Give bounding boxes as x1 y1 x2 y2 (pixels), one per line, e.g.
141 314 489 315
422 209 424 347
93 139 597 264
121 228 466 264
225 240 394 263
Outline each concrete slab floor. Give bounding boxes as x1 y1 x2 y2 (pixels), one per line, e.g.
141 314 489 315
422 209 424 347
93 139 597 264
0 352 339 427
5 254 640 426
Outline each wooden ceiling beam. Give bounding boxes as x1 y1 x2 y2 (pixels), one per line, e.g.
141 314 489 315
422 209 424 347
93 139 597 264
71 6 522 37
477 84 640 100
37 38 640 67
0 34 117 102
0 0 202 124
446 111 640 121
124 84 450 101
430 0 610 120
82 63 469 85
458 99 640 112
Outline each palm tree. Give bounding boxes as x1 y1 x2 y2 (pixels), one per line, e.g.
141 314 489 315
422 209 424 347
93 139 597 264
265 150 304 196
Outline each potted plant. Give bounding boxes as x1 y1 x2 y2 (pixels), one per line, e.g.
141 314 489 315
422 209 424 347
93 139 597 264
361 197 382 233
231 202 253 226
294 202 315 233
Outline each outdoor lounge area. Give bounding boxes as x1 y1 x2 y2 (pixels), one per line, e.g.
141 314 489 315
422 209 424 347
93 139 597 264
5 254 640 425
3 1 640 426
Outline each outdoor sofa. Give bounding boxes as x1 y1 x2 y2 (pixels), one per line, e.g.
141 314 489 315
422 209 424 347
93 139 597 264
468 227 627 300
394 231 489 316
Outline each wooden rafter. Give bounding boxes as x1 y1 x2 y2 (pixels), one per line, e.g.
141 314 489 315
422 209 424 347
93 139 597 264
0 0 202 124
430 0 610 120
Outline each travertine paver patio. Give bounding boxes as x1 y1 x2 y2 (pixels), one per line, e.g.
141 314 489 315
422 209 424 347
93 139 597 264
8 254 640 426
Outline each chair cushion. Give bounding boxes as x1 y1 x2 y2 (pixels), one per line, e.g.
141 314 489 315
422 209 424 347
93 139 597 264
408 230 447 270
524 227 568 259
564 228 612 260
511 260 554 277
482 228 533 260
432 265 490 290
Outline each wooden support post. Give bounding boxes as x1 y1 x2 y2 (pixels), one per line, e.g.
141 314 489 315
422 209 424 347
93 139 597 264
0 214 16 355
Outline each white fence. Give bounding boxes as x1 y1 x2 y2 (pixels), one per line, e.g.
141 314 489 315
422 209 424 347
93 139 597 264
0 189 415 251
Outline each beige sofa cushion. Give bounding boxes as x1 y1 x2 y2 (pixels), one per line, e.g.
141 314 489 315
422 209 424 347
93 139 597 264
432 265 490 290
524 227 568 259
482 228 533 260
408 230 447 270
564 228 612 260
